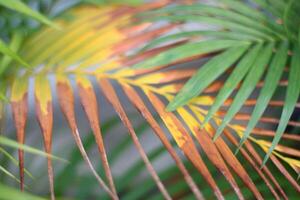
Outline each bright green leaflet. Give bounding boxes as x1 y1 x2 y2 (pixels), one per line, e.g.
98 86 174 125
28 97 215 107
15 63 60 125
0 136 67 163
0 32 24 75
140 31 259 53
0 0 59 29
0 147 33 179
262 45 300 166
213 43 274 141
202 44 263 127
220 0 285 36
0 38 29 69
0 183 46 200
283 0 299 41
299 28 300 47
133 40 249 69
0 165 21 184
145 15 272 40
167 45 249 111
252 0 282 17
145 4 280 39
237 42 289 152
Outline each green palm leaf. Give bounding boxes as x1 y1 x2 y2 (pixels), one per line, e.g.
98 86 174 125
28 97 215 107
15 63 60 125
133 40 247 69
0 0 59 29
167 45 249 110
202 44 263 126
262 45 300 166
214 43 274 140
0 183 46 200
237 42 289 151
0 38 29 69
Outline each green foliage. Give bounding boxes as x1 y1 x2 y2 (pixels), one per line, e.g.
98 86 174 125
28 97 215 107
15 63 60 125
1 0 300 199
0 136 67 162
0 0 59 29
137 0 300 164
0 183 46 200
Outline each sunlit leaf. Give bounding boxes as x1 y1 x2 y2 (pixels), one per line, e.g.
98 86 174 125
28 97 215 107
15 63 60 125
122 84 203 199
99 78 172 200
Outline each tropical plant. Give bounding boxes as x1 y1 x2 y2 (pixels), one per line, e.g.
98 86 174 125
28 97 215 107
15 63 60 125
0 0 299 199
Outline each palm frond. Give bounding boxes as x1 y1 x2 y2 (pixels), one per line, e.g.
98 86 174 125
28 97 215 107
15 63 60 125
2 1 300 199
133 0 299 166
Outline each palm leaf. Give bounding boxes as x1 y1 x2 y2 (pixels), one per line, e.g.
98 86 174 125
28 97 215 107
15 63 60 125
133 0 299 166
213 43 274 140
166 45 249 110
2 1 300 199
263 45 300 165
0 183 46 200
0 0 59 29
238 42 289 151
202 44 263 126
0 38 29 69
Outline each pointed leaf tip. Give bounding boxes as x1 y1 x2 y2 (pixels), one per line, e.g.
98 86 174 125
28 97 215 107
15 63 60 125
34 75 55 199
203 44 263 126
214 43 274 140
263 45 300 169
11 77 28 190
239 42 288 150
167 45 249 110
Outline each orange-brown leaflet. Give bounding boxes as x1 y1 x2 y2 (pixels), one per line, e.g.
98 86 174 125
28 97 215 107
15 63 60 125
223 130 284 200
247 127 300 141
269 155 300 192
76 79 118 199
241 100 300 108
98 78 172 200
121 84 204 200
227 113 300 127
256 80 288 88
222 99 299 108
119 23 152 37
94 6 134 30
270 144 300 157
132 0 172 12
112 24 177 56
122 40 189 67
11 94 28 191
205 125 263 200
238 137 289 199
137 68 196 84
35 97 55 200
146 91 224 200
194 128 244 200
